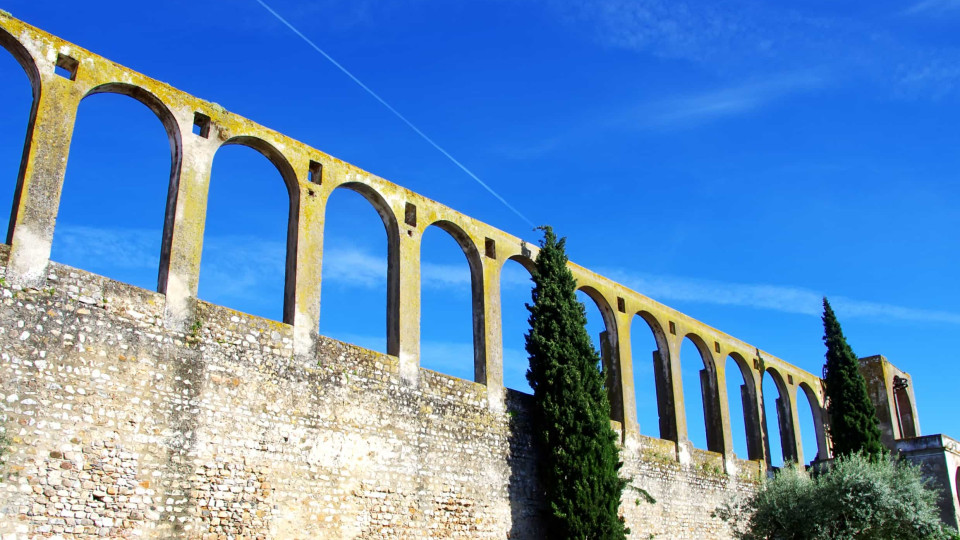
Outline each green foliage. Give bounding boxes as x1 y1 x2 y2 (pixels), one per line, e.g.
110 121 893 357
525 226 627 539
716 453 959 540
821 298 885 458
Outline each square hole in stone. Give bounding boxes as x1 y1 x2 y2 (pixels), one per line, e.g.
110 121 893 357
668 321 676 335
714 341 721 353
484 238 496 259
55 53 78 81
308 160 323 185
617 297 625 313
788 374 794 385
404 202 416 227
192 112 211 138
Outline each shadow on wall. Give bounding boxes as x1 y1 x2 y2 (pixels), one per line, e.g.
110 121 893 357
506 390 547 538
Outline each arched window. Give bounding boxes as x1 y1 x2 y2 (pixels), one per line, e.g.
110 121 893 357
199 142 294 322
679 335 722 452
419 222 482 382
631 312 672 441
319 185 396 354
0 43 34 244
500 257 534 393
51 92 173 291
725 353 762 460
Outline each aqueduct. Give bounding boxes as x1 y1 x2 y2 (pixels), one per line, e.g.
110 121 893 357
0 12 831 471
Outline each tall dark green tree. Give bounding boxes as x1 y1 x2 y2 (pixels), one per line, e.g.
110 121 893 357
525 226 627 539
821 297 885 458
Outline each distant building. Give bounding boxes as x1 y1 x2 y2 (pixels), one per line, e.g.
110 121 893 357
859 355 960 529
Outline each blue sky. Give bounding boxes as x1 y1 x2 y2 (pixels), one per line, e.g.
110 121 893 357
1 0 959 465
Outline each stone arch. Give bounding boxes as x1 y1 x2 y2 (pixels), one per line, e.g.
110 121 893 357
0 28 40 244
576 285 623 423
420 219 485 383
0 27 39 101
762 367 797 466
499 253 535 392
218 136 300 324
679 333 724 453
632 311 677 441
727 352 763 460
84 83 183 293
798 381 828 461
50 89 175 291
503 252 535 274
323 181 400 354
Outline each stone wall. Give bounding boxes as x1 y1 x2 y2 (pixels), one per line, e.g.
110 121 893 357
896 435 960 530
0 245 761 538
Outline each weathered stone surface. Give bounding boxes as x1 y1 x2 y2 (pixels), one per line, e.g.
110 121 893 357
0 247 762 538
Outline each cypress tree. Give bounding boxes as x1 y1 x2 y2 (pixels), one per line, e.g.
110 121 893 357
821 297 885 458
525 226 627 539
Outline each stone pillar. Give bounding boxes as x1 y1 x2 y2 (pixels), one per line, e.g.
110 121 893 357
664 335 689 461
699 351 725 455
599 330 623 425
775 392 799 464
7 71 83 287
813 398 830 461
652 346 679 444
787 387 804 465
395 219 420 385
480 259 504 412
290 182 325 358
614 311 639 439
159 123 218 331
714 364 736 465
743 371 765 461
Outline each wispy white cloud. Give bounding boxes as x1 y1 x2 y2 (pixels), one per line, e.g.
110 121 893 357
601 268 960 325
548 0 773 64
904 0 960 15
642 72 823 127
541 0 960 101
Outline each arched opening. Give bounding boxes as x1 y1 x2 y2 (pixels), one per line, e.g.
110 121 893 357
797 382 827 464
419 222 483 382
576 286 620 423
761 368 795 467
500 256 534 393
51 91 174 291
679 335 723 452
0 29 41 246
893 376 917 439
725 353 762 460
319 184 397 354
199 140 296 322
796 388 818 466
631 312 673 440
0 40 36 244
